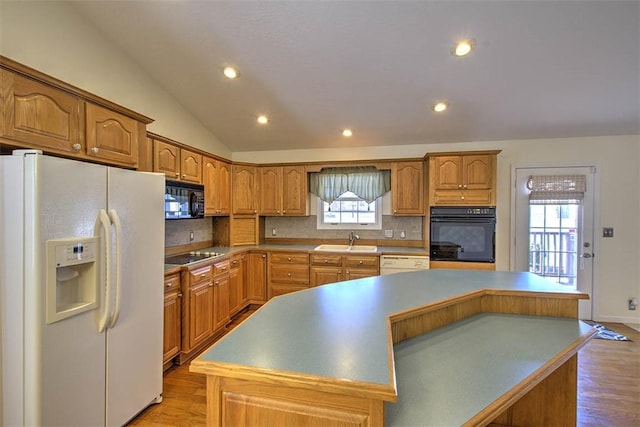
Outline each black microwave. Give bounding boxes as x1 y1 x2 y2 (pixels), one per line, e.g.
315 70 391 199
165 181 205 219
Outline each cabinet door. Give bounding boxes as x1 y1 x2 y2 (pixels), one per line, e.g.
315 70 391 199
163 289 181 363
1 70 82 153
392 161 424 215
213 274 230 332
204 157 218 215
85 102 140 168
153 140 180 180
462 155 493 189
180 148 202 184
310 266 342 287
345 267 378 281
233 165 258 214
217 160 231 215
247 252 267 303
432 156 462 189
281 166 308 215
431 189 494 206
187 281 214 350
259 166 281 215
229 256 246 315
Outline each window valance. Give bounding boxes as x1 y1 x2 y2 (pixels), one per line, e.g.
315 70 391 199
309 166 391 204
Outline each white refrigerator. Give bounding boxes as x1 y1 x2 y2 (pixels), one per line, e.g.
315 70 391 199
0 150 164 426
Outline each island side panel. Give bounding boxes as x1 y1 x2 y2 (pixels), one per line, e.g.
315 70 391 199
206 376 384 427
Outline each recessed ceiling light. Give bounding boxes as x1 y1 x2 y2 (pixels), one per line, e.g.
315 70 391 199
257 115 269 124
433 102 448 112
223 66 239 79
342 129 353 137
453 40 473 57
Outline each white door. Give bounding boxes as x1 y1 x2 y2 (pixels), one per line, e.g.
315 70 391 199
512 166 596 319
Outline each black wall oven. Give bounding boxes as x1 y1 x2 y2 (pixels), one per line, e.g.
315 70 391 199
430 207 496 263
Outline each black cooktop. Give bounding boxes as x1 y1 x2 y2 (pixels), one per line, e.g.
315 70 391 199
165 251 222 265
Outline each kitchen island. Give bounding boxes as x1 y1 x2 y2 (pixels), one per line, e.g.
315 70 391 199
190 270 594 427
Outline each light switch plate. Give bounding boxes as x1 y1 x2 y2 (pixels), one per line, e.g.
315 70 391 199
384 229 393 238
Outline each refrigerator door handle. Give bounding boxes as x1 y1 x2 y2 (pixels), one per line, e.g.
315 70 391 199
108 209 122 328
97 209 112 333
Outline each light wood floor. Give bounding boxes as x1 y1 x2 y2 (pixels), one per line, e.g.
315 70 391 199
129 314 640 427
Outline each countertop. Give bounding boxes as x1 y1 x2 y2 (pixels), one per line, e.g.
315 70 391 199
164 244 429 270
193 270 588 398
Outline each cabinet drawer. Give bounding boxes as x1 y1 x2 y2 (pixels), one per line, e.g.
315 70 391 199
310 254 342 266
345 255 379 268
188 265 213 285
164 273 181 293
270 264 309 284
432 189 493 205
271 252 309 264
213 259 230 276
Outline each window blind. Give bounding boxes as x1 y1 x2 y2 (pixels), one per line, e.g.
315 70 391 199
527 175 586 204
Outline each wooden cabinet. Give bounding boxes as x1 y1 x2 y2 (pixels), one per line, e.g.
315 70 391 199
85 102 141 168
310 253 379 287
392 161 424 215
183 264 214 357
229 254 248 316
259 165 308 216
232 165 258 215
163 272 182 371
153 140 202 184
1 70 82 154
428 152 499 206
268 251 310 298
212 259 230 332
1 68 148 169
247 252 268 304
204 157 231 215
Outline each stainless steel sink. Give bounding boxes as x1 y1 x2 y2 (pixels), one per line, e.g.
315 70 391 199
313 244 378 253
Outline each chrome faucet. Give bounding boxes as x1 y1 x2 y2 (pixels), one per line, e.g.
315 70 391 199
348 231 360 247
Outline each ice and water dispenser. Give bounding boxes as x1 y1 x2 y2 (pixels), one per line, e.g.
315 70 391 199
45 237 99 324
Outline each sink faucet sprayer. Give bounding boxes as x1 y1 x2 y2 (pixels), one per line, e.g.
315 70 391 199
348 231 360 247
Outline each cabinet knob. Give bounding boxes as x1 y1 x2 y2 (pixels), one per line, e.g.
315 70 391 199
72 143 82 151
178 293 182 298
359 260 363 264
287 257 292 261
175 172 180 177
461 196 465 200
215 281 220 285
201 274 206 278
262 254 266 258
338 270 342 274
324 259 328 263
277 210 280 213
166 283 172 288
182 174 186 178
283 210 286 214
394 209 397 213
463 185 467 189
91 147 99 154
287 273 291 277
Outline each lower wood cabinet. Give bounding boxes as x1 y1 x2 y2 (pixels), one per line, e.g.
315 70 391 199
213 259 231 332
268 251 310 299
229 254 248 316
310 254 379 287
163 272 182 371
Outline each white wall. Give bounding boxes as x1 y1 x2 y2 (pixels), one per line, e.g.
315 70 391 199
0 1 231 157
1 1 638 323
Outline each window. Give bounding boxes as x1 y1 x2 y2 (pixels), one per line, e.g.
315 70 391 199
316 191 382 230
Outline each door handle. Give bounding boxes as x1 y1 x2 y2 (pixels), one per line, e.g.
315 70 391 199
97 209 111 333
108 209 122 328
581 253 593 258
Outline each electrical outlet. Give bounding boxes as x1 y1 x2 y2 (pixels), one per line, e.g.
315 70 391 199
272 228 277 236
384 229 393 238
400 230 406 239
189 231 194 241
629 298 638 311
603 227 614 238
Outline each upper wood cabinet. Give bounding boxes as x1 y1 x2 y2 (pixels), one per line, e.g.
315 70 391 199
391 161 424 215
1 64 151 169
1 70 82 154
85 102 141 168
427 151 499 206
259 165 308 216
232 165 258 215
153 140 202 184
204 157 231 215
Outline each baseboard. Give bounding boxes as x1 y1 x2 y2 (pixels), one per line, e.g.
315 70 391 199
595 314 640 324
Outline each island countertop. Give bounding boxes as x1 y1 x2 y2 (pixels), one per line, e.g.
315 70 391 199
191 270 589 403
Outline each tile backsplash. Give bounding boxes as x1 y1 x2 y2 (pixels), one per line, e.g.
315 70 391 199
264 215 422 241
165 218 213 247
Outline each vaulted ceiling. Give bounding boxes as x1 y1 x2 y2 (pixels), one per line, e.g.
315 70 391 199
71 1 639 153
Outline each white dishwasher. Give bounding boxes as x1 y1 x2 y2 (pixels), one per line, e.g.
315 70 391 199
380 255 430 275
